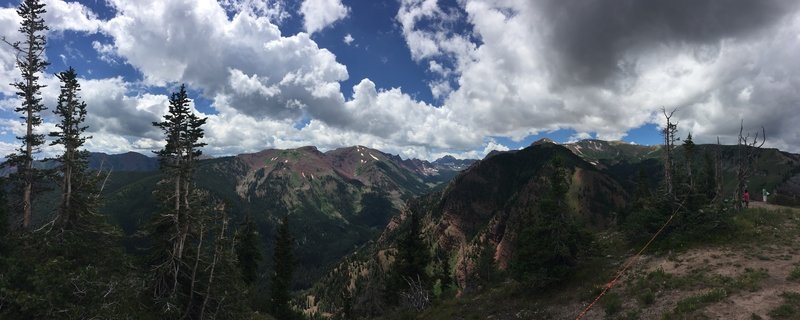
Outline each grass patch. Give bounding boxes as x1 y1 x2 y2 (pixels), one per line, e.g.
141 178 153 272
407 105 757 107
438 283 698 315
730 268 769 292
729 208 799 244
601 292 623 316
770 305 796 319
637 288 655 306
634 267 769 318
769 292 800 319
788 265 800 281
670 288 728 315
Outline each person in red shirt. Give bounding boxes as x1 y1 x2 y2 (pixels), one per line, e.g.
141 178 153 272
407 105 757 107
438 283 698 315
743 189 750 208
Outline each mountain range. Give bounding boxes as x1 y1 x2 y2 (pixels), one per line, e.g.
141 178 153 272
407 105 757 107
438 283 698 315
15 139 800 307
306 139 800 316
93 145 475 288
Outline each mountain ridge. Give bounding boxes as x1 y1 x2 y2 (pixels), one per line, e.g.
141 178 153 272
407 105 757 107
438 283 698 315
96 145 475 288
308 142 629 316
305 139 800 318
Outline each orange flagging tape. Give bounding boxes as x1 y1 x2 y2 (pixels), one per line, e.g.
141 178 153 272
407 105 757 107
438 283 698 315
574 202 684 320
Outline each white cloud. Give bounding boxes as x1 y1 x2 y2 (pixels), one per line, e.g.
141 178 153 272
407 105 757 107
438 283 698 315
300 0 350 34
218 0 291 24
4 0 800 163
343 33 354 45
91 41 118 64
84 0 487 159
0 6 23 95
42 0 101 33
396 0 800 152
567 132 593 144
1 0 101 95
99 0 349 123
428 79 451 99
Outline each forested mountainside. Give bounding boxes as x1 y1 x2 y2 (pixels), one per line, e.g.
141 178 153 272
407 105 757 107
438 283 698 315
5 136 800 319
309 142 626 316
305 139 800 319
96 145 471 288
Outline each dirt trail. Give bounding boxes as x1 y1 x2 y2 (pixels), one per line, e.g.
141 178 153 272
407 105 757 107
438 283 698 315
562 203 800 320
750 201 790 211
648 204 800 319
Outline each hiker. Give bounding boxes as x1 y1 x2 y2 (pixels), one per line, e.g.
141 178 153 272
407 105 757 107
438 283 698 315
763 188 770 203
743 189 750 208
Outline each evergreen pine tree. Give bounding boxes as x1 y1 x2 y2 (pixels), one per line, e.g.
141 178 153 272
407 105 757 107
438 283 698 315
701 151 717 201
387 210 430 302
270 215 295 319
49 67 94 229
511 157 581 287
2 0 50 230
475 241 496 284
634 168 651 203
236 213 262 286
402 210 430 282
682 133 696 190
148 84 208 313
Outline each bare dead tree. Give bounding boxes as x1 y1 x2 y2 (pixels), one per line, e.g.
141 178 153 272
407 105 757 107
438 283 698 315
734 121 765 210
661 108 680 196
199 203 228 319
181 222 205 320
400 275 431 311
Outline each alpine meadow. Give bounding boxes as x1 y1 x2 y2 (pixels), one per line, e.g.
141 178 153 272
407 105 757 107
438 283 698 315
2 0 800 319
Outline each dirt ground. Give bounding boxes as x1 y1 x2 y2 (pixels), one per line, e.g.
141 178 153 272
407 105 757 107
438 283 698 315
557 203 800 320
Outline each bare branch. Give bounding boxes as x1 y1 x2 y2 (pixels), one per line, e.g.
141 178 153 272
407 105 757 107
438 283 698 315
103 282 115 298
734 121 767 210
98 169 112 194
0 36 23 53
399 275 431 311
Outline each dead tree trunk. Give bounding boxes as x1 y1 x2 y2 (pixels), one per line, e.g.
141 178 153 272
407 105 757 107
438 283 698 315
733 121 765 210
199 206 228 319
661 108 679 197
182 222 205 320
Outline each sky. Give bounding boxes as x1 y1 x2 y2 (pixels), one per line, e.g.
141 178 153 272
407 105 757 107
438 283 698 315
0 0 798 161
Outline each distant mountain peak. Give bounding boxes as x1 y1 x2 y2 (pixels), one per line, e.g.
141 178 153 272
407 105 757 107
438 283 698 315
86 151 158 172
432 154 477 171
297 145 320 152
532 137 557 146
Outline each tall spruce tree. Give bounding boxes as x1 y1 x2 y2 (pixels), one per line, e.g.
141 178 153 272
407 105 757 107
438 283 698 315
511 157 581 287
397 210 429 283
387 210 430 302
270 215 295 319
702 151 717 201
49 67 92 229
236 213 262 286
2 0 49 230
148 84 208 311
153 84 207 261
682 133 696 190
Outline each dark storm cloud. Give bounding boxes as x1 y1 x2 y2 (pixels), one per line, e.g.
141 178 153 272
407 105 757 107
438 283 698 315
538 0 798 86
